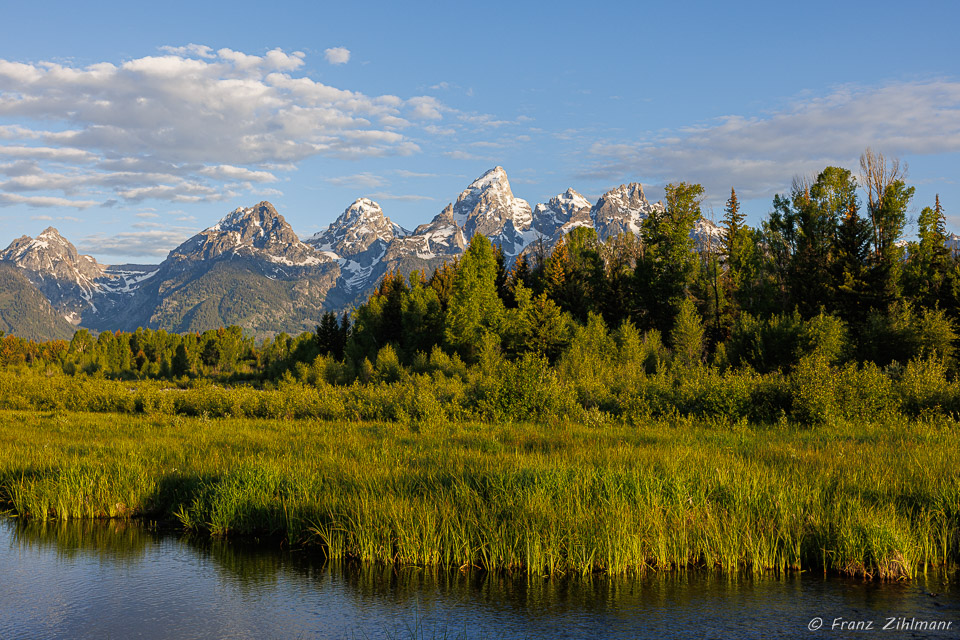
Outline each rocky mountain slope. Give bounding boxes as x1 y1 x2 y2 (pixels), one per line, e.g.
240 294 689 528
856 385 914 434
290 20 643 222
108 202 340 336
0 263 75 341
0 226 158 325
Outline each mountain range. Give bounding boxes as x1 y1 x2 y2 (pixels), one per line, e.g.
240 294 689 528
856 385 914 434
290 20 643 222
0 167 723 340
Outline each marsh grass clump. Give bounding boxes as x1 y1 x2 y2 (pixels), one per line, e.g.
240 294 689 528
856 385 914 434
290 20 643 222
0 408 957 580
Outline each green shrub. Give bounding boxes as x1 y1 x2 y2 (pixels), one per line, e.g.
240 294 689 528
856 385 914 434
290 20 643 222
791 353 836 425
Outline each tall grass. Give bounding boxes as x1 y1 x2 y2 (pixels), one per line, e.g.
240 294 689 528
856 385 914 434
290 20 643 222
1 408 957 579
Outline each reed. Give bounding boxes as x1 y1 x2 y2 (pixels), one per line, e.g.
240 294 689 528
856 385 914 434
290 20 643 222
1 408 957 579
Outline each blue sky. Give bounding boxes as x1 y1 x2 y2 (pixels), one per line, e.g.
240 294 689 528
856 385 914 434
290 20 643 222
1 0 958 263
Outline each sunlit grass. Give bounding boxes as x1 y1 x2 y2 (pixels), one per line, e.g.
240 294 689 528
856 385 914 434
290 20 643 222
1 408 957 579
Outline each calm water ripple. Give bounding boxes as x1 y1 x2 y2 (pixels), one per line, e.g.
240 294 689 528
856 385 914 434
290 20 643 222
0 518 957 639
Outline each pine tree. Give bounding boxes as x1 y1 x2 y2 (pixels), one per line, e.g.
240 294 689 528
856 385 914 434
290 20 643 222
316 311 347 359
506 284 569 360
172 343 191 377
721 188 745 259
562 227 605 322
598 232 640 327
445 234 505 361
832 201 875 327
544 236 568 303
906 194 951 309
505 254 532 307
428 259 458 311
670 297 704 367
635 182 704 333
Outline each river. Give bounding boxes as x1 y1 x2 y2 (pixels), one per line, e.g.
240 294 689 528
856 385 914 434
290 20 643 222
0 518 956 639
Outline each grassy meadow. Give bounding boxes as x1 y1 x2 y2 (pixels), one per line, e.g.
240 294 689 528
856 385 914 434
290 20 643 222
1 399 958 580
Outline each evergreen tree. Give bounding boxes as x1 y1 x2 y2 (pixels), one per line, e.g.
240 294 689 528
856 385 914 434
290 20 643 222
670 297 705 367
906 194 951 309
316 311 348 360
721 187 746 259
348 271 408 361
832 201 876 328
172 343 191 377
562 227 606 322
544 236 568 302
635 182 704 333
505 283 570 360
764 167 857 317
445 234 506 361
400 277 444 357
492 242 509 303
505 254 532 307
598 232 641 327
428 259 458 311
201 337 221 368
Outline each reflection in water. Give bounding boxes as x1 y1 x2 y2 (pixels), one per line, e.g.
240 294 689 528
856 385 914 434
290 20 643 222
0 518 957 639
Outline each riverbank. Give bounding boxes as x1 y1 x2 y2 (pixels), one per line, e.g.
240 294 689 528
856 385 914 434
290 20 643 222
1 409 957 579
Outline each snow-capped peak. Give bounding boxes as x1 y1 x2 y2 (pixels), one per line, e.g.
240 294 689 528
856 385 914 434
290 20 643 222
590 183 662 240
466 166 510 192
532 188 594 239
172 201 325 266
450 167 534 255
304 197 409 258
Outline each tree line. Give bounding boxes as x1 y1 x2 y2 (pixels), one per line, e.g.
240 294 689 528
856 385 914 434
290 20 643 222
1 149 957 380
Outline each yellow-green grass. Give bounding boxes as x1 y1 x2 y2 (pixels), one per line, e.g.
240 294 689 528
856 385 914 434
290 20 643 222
1 409 957 579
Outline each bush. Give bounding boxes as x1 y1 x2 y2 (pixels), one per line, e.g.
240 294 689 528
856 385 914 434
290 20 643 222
802 312 850 365
833 362 899 421
791 353 836 425
727 312 804 373
898 357 953 416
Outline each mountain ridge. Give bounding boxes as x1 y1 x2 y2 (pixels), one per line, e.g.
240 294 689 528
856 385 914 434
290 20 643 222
0 166 721 339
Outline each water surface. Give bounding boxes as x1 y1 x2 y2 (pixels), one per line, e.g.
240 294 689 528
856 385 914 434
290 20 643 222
0 518 956 639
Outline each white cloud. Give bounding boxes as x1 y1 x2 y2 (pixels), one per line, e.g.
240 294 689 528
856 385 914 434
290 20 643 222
585 80 960 203
393 169 439 178
366 192 434 202
198 165 277 183
444 150 483 161
0 193 98 208
408 96 444 120
80 228 196 257
326 172 386 188
159 44 215 59
0 46 451 208
0 146 96 163
253 187 283 197
324 47 351 65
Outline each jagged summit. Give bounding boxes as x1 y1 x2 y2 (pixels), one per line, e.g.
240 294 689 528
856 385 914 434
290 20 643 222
0 226 120 322
590 183 662 240
533 188 593 239
1 227 104 281
449 166 534 257
171 201 325 267
305 197 409 258
386 204 466 262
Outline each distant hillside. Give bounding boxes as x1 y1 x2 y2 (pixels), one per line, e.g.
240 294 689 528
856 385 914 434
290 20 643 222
0 263 75 341
121 258 336 337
